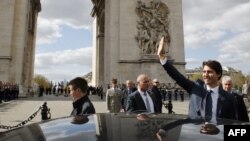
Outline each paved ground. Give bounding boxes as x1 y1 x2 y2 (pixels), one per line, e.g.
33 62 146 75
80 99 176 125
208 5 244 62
0 94 189 132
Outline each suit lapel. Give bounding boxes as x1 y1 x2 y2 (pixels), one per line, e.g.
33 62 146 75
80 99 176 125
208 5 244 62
135 91 147 109
148 91 158 112
216 86 226 116
148 91 156 104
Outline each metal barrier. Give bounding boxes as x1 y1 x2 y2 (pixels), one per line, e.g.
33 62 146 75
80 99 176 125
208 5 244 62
0 102 51 131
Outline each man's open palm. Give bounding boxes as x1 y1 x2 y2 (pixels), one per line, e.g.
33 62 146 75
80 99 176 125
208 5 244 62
157 36 167 60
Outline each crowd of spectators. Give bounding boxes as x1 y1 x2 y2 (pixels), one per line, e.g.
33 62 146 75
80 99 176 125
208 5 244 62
0 81 19 103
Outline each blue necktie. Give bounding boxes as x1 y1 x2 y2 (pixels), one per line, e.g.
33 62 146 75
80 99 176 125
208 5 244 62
128 89 132 94
144 92 151 112
205 90 213 121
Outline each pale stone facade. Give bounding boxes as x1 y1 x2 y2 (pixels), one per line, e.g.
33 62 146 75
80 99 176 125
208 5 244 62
91 0 185 89
0 0 41 97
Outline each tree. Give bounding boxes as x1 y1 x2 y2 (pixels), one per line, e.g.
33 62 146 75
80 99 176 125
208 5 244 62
246 75 250 83
230 73 245 90
34 74 50 88
188 73 202 81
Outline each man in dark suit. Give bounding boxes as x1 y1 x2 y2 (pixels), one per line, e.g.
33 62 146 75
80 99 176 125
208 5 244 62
126 74 160 113
122 80 137 111
222 76 249 122
157 37 236 123
150 79 163 113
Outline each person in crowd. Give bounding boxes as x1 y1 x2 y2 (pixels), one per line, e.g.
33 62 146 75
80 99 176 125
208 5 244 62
161 88 167 101
3 83 11 101
106 78 123 113
122 80 137 111
126 74 160 113
166 83 172 101
222 76 249 122
39 85 44 97
157 36 236 124
180 89 184 102
174 88 178 101
97 86 104 99
167 100 173 114
0 81 3 103
69 77 95 115
150 79 163 113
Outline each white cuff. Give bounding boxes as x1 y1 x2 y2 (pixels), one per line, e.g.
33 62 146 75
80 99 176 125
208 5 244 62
160 58 167 65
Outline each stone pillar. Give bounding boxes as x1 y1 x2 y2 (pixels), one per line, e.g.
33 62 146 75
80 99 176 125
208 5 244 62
97 33 104 86
91 1 105 88
92 16 105 88
0 0 41 97
92 18 97 86
21 0 40 96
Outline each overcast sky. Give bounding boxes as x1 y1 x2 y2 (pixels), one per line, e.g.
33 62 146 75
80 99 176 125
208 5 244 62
35 0 250 83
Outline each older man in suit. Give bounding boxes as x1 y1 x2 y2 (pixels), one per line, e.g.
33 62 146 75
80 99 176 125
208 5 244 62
150 79 163 113
157 37 236 124
122 80 137 111
222 76 249 122
126 74 160 113
106 78 123 113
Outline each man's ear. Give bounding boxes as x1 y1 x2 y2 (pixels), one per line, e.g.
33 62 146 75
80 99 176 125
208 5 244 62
218 73 222 80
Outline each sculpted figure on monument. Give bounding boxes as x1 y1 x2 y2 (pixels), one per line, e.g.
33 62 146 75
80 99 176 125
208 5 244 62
135 0 170 54
136 23 150 53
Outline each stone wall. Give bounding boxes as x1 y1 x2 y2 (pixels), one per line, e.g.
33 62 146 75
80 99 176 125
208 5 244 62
92 0 185 89
0 0 41 97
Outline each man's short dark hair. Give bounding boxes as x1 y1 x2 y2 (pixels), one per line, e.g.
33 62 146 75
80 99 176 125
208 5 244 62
202 60 223 80
111 78 117 84
69 77 88 93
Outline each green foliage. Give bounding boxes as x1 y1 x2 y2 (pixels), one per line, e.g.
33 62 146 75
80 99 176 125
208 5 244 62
188 73 202 81
230 73 245 88
246 75 250 83
33 74 50 88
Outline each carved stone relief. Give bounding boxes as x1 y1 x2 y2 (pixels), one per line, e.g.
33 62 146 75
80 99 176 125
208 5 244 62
135 0 170 54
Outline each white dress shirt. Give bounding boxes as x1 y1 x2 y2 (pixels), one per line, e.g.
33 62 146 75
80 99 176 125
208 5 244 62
202 86 219 124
